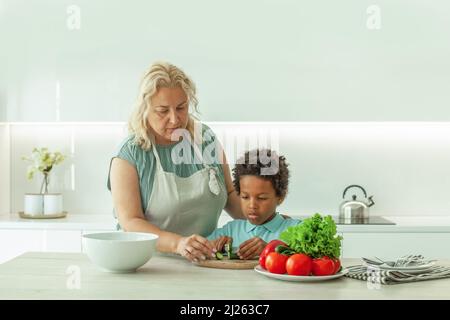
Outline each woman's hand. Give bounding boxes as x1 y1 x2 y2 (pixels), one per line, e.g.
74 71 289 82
237 237 267 260
211 236 233 252
176 234 217 262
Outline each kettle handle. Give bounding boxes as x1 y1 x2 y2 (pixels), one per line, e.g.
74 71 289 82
342 185 367 199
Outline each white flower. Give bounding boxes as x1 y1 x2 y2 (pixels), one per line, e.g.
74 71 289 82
22 148 66 180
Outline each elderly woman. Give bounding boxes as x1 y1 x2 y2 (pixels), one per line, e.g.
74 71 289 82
108 62 244 262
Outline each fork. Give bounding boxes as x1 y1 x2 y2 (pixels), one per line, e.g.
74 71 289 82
394 254 425 267
362 257 396 267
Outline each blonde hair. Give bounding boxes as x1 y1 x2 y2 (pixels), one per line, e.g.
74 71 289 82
128 61 199 150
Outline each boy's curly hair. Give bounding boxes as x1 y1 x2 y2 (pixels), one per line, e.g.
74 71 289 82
232 149 290 198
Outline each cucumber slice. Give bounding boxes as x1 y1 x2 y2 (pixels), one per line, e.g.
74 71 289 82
215 252 224 260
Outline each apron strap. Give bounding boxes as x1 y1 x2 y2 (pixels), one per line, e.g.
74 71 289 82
149 136 163 170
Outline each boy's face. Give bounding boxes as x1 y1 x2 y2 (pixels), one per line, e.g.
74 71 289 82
238 175 282 225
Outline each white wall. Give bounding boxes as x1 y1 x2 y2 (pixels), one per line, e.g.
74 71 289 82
210 122 450 216
5 122 450 216
1 0 450 122
0 124 10 214
10 123 127 215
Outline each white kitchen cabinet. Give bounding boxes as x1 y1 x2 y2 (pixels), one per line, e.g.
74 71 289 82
0 230 82 264
0 230 44 264
42 230 82 252
5 2 450 123
341 232 450 260
0 214 117 264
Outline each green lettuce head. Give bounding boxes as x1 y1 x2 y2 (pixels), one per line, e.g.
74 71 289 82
280 213 343 259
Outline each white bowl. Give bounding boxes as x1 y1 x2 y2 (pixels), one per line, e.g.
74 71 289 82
82 231 159 273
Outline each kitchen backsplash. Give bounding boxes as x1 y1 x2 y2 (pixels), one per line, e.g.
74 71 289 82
2 122 450 216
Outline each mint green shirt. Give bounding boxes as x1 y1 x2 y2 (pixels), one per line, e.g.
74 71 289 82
107 123 226 215
207 213 301 248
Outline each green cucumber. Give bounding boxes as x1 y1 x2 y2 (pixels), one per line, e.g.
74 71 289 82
224 243 231 259
215 252 224 260
229 252 239 259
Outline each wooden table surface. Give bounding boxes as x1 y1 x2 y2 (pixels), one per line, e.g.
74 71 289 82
1 252 450 300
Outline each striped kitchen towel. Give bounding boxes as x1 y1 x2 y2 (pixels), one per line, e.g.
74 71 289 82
344 265 450 285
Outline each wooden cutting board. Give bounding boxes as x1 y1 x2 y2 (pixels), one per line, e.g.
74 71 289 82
195 259 259 270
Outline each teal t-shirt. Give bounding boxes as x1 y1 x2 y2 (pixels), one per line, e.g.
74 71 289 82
207 213 301 248
107 123 226 215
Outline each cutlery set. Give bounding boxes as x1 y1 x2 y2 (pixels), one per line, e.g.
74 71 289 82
362 255 437 268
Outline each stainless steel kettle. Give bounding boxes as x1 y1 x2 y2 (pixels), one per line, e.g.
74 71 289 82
339 185 375 220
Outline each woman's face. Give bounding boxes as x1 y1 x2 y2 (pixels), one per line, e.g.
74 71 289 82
148 86 189 145
238 175 282 225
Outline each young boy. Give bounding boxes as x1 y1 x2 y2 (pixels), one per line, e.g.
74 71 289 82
207 149 301 260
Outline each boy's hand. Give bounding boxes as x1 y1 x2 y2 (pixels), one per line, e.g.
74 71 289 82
211 236 233 253
238 237 267 260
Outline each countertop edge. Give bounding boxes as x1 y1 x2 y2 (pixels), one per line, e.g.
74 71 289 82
0 213 117 231
2 213 450 232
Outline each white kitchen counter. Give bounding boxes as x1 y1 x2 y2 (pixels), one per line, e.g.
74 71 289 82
0 213 117 231
296 215 450 233
2 213 450 232
1 252 449 300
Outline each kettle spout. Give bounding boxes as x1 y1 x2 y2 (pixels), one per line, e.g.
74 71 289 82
368 196 375 207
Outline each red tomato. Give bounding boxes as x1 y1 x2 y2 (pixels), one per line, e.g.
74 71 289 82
265 252 289 274
286 254 312 276
258 255 266 268
332 258 341 274
311 256 335 276
259 240 287 269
